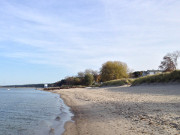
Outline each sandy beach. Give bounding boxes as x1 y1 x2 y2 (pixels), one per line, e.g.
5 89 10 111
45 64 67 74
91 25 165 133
52 84 180 135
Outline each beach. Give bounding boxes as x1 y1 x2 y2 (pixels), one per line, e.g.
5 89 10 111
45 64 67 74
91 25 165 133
52 84 180 135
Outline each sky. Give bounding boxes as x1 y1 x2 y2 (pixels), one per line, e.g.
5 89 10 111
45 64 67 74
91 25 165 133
0 0 180 85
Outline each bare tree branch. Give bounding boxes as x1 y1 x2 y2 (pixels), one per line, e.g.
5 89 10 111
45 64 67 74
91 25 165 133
159 51 180 72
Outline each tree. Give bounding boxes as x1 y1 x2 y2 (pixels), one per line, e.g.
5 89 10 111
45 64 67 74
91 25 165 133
159 51 180 72
86 69 99 83
78 69 100 83
65 77 75 85
91 70 100 83
100 61 128 82
77 72 85 78
85 69 93 74
74 77 82 85
84 73 94 86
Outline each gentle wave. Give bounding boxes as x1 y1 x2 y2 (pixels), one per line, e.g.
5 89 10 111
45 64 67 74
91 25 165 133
0 88 73 135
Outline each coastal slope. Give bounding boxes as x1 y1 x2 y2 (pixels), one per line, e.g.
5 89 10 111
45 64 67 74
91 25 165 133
53 84 180 135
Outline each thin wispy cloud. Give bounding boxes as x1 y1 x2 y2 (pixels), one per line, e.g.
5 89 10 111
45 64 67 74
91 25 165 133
0 0 180 84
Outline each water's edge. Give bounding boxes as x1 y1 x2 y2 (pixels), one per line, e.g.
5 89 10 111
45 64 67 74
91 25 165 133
0 88 74 135
44 90 74 135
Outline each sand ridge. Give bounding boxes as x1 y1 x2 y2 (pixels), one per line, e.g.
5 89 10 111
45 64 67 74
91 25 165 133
52 84 180 135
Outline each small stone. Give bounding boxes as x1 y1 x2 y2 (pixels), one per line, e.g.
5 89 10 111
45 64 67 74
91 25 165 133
55 116 61 121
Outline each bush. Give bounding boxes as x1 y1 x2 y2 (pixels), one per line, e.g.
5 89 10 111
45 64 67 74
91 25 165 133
84 73 94 86
100 61 128 82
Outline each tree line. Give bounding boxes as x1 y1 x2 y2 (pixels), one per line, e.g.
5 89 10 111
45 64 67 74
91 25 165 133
52 61 129 87
52 50 180 87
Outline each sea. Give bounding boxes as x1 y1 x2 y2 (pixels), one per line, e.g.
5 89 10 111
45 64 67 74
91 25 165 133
0 88 73 135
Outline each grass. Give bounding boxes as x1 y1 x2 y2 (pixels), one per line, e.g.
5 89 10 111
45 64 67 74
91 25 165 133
132 70 180 85
100 70 180 87
101 78 134 87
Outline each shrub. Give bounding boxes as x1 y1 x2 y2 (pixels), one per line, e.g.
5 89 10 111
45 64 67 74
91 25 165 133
84 73 94 86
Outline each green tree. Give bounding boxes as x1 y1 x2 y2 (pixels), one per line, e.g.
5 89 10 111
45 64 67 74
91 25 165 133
84 73 94 86
100 61 128 82
78 69 100 83
74 77 81 85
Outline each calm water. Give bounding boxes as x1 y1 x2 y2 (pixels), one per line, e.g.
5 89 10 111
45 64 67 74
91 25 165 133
0 88 73 135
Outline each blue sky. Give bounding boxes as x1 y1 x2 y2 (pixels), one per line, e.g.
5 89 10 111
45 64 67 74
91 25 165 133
0 0 180 85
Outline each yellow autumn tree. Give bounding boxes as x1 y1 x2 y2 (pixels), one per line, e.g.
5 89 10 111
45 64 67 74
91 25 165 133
100 61 128 82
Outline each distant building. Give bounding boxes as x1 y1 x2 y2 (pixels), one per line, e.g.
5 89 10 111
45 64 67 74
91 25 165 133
142 70 163 76
131 71 143 78
44 84 48 88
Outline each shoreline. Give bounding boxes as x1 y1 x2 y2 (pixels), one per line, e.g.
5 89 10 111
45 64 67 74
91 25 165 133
52 84 180 135
42 89 74 135
50 90 78 135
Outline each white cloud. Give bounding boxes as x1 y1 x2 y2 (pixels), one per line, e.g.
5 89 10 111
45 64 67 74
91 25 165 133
0 0 180 74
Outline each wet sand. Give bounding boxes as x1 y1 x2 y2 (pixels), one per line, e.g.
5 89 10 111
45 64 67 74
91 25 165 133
52 84 180 135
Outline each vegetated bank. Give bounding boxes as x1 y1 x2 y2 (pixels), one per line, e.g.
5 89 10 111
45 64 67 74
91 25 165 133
44 70 180 90
100 70 180 87
100 78 134 87
132 70 180 86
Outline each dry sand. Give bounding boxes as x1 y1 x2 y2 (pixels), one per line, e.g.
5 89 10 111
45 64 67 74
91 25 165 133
52 84 180 135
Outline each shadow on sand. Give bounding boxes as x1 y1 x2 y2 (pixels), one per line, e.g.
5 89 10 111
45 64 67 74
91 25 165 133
102 84 180 96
